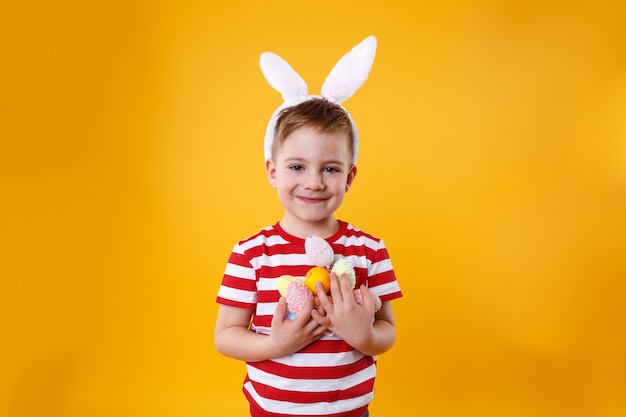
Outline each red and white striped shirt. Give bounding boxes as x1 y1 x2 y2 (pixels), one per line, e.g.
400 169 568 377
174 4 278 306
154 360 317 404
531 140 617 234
216 221 402 417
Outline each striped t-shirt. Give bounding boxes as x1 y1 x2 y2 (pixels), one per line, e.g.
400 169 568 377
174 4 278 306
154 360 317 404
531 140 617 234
216 221 402 417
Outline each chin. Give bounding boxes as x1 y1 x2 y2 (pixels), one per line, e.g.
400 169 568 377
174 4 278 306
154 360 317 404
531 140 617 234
294 213 334 225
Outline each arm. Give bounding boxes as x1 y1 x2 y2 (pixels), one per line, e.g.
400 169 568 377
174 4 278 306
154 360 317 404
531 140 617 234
311 272 396 356
214 296 328 362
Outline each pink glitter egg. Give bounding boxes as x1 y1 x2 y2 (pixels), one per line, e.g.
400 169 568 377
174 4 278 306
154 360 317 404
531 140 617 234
285 281 312 315
305 235 334 267
353 289 382 312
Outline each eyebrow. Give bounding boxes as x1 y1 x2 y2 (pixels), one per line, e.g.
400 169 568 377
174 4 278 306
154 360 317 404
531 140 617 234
283 157 347 166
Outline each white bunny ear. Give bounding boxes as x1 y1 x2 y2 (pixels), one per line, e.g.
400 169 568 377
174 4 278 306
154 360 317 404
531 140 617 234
321 36 377 104
260 52 308 101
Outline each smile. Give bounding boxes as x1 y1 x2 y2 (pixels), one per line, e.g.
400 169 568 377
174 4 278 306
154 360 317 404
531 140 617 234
297 196 327 204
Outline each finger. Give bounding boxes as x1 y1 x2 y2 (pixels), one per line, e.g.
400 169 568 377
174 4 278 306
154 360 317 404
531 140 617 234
309 322 328 339
316 282 334 311
339 273 355 301
313 328 327 339
311 308 331 327
328 271 344 303
315 299 327 316
293 291 315 324
272 297 287 326
358 285 374 311
358 285 380 315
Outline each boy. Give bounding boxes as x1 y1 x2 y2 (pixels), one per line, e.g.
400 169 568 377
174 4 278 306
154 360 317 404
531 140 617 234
214 37 402 417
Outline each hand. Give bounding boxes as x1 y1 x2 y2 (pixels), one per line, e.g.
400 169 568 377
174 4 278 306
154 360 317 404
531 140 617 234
311 272 377 349
267 295 328 357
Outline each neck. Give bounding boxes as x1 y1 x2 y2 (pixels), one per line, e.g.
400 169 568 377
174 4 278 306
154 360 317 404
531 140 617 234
279 217 339 239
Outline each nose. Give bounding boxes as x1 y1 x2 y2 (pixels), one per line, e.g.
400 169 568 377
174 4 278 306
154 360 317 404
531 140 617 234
303 170 325 190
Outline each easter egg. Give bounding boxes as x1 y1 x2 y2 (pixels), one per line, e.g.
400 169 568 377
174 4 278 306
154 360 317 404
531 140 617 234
305 235 334 267
277 275 302 297
285 281 311 316
331 258 356 290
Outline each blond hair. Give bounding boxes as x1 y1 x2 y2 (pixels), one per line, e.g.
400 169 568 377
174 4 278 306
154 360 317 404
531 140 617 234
272 98 353 159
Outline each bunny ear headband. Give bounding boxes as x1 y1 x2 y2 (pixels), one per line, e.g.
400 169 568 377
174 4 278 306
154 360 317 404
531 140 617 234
260 36 377 164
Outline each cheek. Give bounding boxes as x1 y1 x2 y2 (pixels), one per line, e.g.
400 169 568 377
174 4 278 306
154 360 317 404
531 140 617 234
329 176 349 192
277 172 299 189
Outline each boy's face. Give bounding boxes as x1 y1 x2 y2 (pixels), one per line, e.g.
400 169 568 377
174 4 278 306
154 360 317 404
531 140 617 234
266 126 357 235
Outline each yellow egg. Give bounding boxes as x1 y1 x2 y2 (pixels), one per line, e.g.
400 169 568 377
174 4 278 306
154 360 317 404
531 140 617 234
304 267 330 295
277 275 302 297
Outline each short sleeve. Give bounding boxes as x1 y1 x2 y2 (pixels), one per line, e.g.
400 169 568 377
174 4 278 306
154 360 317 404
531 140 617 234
216 244 258 309
367 239 402 302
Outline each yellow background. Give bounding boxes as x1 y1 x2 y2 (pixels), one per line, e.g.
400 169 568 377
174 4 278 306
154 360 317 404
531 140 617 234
2 1 626 416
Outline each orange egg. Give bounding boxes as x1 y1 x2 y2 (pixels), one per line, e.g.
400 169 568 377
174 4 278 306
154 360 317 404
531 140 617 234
304 267 331 295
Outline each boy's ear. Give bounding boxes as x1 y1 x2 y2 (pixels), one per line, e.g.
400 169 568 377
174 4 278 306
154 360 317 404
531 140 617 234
266 159 278 188
345 165 358 192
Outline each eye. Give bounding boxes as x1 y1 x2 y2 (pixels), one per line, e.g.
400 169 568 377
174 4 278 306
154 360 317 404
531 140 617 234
323 166 340 173
289 164 304 171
